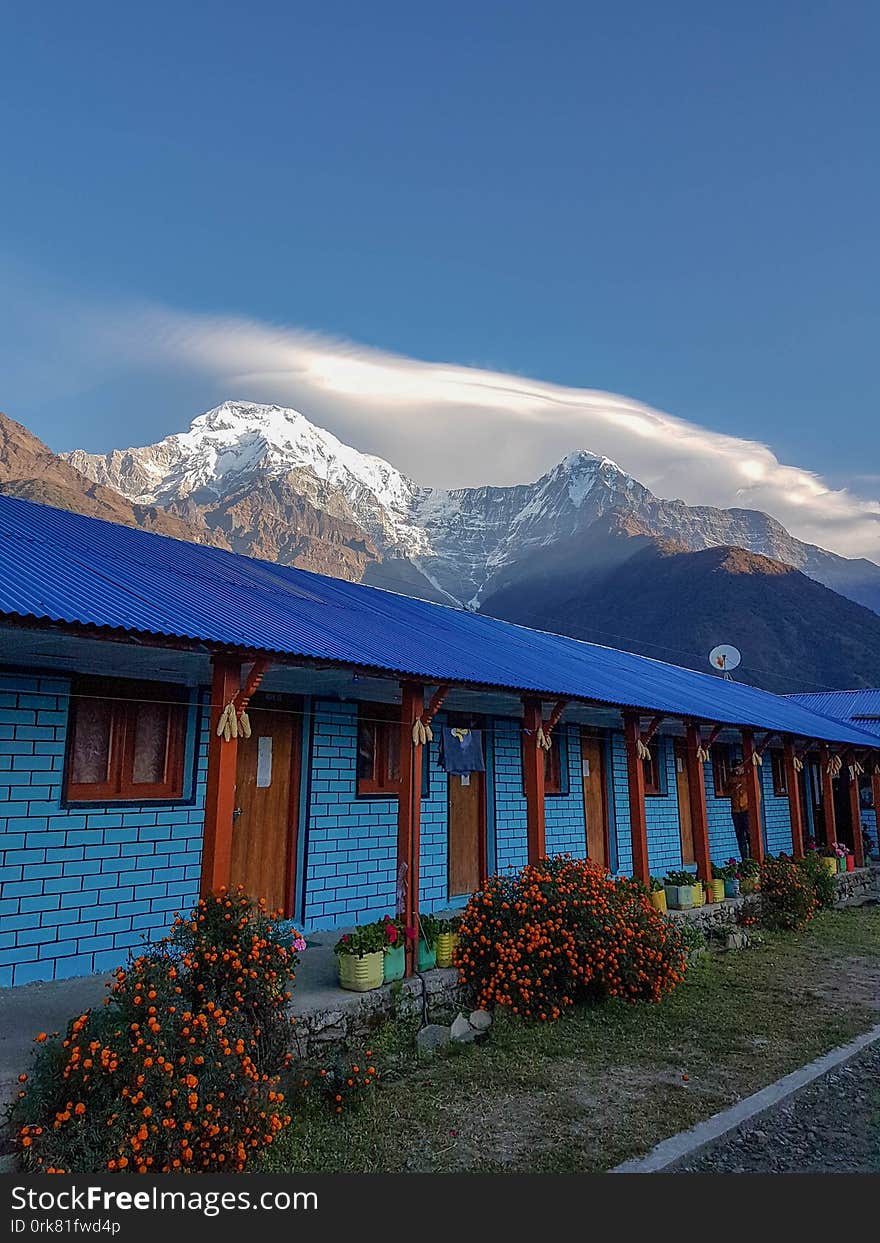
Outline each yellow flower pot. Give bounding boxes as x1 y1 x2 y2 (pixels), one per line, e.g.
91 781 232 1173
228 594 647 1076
435 932 459 968
650 889 667 914
337 950 384 992
711 878 726 903
819 856 838 877
690 882 704 908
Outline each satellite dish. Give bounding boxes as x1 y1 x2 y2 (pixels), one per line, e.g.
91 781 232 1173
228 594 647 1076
708 644 741 678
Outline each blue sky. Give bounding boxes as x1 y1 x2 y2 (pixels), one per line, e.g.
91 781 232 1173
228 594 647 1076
1 1 878 556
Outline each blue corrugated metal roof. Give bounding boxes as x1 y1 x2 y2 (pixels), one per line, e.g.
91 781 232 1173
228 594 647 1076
0 493 877 748
789 690 880 737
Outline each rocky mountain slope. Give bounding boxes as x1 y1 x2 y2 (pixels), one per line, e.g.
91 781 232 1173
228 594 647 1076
479 513 880 693
0 412 218 545
66 401 880 615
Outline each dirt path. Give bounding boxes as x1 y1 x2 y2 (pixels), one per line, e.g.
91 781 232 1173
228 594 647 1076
680 1043 880 1173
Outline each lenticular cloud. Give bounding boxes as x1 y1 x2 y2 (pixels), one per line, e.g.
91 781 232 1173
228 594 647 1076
109 305 880 561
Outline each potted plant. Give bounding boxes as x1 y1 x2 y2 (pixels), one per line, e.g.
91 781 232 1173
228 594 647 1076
664 869 696 910
379 915 408 982
841 845 855 873
816 848 838 878
720 859 740 898
738 858 761 893
416 913 441 970
649 876 667 913
434 914 461 967
335 922 385 992
710 863 727 903
691 874 705 907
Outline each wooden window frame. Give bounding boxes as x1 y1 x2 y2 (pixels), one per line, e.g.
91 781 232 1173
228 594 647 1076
521 728 566 797
64 678 187 804
712 743 734 798
356 703 431 799
642 739 664 798
770 749 788 798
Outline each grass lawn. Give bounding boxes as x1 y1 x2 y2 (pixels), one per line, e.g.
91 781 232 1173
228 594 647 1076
264 906 880 1173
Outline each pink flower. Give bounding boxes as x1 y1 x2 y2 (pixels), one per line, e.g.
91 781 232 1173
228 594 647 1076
293 936 306 953
386 925 398 944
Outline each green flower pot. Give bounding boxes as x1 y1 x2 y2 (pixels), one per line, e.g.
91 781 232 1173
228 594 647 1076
383 944 405 982
417 938 437 971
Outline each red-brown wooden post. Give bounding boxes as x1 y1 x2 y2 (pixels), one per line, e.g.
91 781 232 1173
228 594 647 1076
200 655 243 896
819 743 838 848
740 730 765 862
398 681 424 976
623 710 650 884
685 721 712 895
522 697 547 861
848 759 865 868
783 737 805 859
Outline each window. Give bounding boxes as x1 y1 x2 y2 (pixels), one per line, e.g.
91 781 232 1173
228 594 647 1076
770 749 788 797
357 703 430 797
643 739 664 797
712 744 734 798
357 704 401 796
521 730 566 796
65 679 187 802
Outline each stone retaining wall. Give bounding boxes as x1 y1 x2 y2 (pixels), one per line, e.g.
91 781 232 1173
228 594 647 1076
667 866 876 935
289 967 467 1057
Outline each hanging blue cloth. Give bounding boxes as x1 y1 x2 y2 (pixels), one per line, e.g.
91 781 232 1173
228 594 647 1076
440 726 485 774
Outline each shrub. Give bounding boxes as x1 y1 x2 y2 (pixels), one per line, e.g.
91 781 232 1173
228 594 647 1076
10 890 299 1174
799 850 837 910
455 856 687 1021
756 854 818 930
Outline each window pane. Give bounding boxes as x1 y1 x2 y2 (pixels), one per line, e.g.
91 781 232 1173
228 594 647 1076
385 722 400 784
358 720 376 782
71 699 113 785
132 702 169 784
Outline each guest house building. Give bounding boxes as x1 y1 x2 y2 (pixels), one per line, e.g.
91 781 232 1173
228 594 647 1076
1 494 878 987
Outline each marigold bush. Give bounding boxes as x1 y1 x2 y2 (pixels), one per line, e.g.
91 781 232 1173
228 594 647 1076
10 889 300 1174
455 855 688 1021
742 854 819 931
798 850 837 911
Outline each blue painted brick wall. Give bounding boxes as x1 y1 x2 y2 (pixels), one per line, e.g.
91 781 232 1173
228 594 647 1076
493 719 585 873
545 725 587 858
0 671 208 988
419 714 450 913
303 701 398 930
762 757 793 854
609 732 685 877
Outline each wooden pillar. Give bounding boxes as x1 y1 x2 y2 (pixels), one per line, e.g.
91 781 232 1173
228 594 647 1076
848 760 865 868
623 710 650 884
685 722 712 894
740 730 765 862
783 737 805 859
819 743 838 848
200 655 243 896
522 697 546 861
872 760 880 861
398 682 424 976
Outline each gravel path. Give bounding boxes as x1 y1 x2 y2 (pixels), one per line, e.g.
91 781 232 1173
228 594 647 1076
681 1043 880 1173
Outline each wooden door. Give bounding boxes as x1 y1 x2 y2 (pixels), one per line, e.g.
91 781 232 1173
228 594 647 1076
674 739 695 865
231 707 300 915
448 770 485 896
581 730 608 867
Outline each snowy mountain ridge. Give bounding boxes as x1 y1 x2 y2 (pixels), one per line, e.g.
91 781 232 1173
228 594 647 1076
64 400 880 614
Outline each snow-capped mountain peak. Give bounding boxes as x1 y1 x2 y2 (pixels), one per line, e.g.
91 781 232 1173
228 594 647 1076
63 399 880 615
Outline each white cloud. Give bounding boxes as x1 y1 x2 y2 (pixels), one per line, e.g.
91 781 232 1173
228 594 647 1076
87 302 880 563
